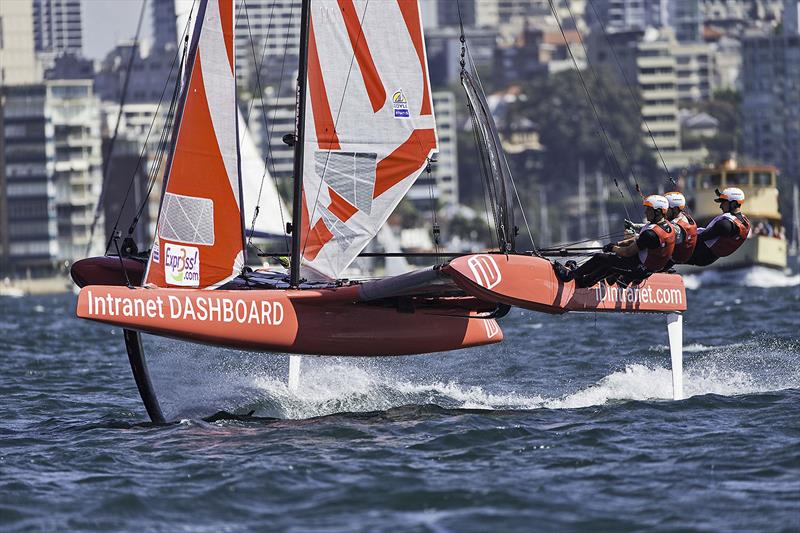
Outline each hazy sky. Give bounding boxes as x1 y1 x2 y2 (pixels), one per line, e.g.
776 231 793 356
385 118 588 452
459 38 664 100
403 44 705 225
81 0 195 60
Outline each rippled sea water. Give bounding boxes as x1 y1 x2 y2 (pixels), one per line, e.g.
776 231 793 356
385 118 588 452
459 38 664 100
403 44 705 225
1 278 799 531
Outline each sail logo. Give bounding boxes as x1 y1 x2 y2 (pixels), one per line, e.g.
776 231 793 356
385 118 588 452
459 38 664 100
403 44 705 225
164 244 200 287
392 90 410 118
152 235 160 263
467 255 502 290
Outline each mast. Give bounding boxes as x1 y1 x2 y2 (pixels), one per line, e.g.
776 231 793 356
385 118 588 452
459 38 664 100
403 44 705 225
290 0 312 287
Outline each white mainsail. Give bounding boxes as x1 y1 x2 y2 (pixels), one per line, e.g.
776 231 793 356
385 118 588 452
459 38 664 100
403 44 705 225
239 111 288 239
298 0 438 279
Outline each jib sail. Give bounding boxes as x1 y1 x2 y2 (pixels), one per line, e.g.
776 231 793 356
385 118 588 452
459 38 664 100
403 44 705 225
144 0 244 289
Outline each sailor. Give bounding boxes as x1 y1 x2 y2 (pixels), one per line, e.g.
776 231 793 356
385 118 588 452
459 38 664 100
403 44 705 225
686 187 750 266
663 191 698 266
554 195 676 287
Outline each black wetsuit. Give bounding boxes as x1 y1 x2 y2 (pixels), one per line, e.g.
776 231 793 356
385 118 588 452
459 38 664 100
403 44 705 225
686 215 738 267
570 229 661 288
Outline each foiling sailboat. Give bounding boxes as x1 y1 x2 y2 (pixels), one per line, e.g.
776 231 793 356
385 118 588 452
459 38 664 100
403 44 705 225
71 0 688 423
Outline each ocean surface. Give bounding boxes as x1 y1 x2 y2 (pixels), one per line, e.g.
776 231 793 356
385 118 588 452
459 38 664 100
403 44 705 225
1 271 799 531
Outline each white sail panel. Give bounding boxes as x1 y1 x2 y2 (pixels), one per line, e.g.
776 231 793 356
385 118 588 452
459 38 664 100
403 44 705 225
299 0 438 279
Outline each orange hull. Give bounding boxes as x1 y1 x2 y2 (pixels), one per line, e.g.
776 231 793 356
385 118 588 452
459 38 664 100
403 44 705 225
444 254 687 314
74 254 685 357
76 286 503 356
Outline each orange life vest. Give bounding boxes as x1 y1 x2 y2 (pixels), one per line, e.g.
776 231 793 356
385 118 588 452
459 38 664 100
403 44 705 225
671 213 698 264
637 220 676 272
704 213 750 257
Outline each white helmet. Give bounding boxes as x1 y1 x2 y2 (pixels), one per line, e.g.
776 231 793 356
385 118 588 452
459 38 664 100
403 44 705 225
715 187 745 205
664 191 686 210
643 194 669 214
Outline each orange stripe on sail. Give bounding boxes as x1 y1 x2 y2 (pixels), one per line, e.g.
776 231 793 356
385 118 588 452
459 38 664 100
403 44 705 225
308 15 341 150
301 190 334 261
337 0 386 113
218 0 234 75
373 128 436 198
397 0 431 116
328 187 358 222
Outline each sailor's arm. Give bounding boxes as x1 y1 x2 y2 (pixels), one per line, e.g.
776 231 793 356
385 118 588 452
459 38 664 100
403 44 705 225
697 218 733 243
615 228 659 257
613 239 639 257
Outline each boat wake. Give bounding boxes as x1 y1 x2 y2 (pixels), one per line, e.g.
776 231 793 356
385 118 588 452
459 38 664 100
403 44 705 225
154 338 800 420
683 266 800 290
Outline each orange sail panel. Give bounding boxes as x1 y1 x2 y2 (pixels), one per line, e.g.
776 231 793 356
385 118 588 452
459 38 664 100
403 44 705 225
300 0 438 280
145 0 243 289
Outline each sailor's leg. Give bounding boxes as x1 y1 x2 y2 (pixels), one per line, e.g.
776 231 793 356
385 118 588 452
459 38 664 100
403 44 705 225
288 355 302 391
576 254 631 288
686 243 718 267
666 313 684 401
569 254 611 287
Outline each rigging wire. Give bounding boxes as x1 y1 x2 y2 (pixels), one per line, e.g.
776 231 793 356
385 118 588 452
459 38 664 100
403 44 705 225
128 57 184 236
545 0 633 219
103 1 196 252
241 0 291 255
86 0 148 255
456 0 536 252
586 0 677 188
425 161 441 260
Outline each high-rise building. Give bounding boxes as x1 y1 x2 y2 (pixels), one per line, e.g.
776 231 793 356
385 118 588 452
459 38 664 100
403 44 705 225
48 78 104 261
674 42 713 102
785 0 800 34
476 0 550 28
408 91 459 209
0 84 59 273
741 10 800 181
590 29 708 168
32 0 82 67
588 0 702 42
422 0 475 28
234 0 301 89
0 2 41 86
99 102 168 244
1 77 103 272
152 0 178 50
587 0 665 33
95 42 181 104
669 0 702 42
425 26 498 88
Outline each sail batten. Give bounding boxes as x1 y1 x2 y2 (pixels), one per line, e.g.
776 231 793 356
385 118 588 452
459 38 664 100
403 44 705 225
298 0 438 280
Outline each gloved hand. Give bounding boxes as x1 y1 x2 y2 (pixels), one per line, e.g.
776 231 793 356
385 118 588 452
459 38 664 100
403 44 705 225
624 219 635 231
603 243 615 253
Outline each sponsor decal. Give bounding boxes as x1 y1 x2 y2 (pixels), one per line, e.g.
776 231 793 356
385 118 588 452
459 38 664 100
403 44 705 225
594 283 684 306
392 89 410 118
85 290 284 326
152 235 160 263
467 255 502 290
164 243 200 287
484 319 500 338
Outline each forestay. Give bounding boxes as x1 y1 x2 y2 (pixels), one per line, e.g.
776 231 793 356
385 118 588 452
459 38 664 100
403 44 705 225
299 0 438 280
144 0 244 289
